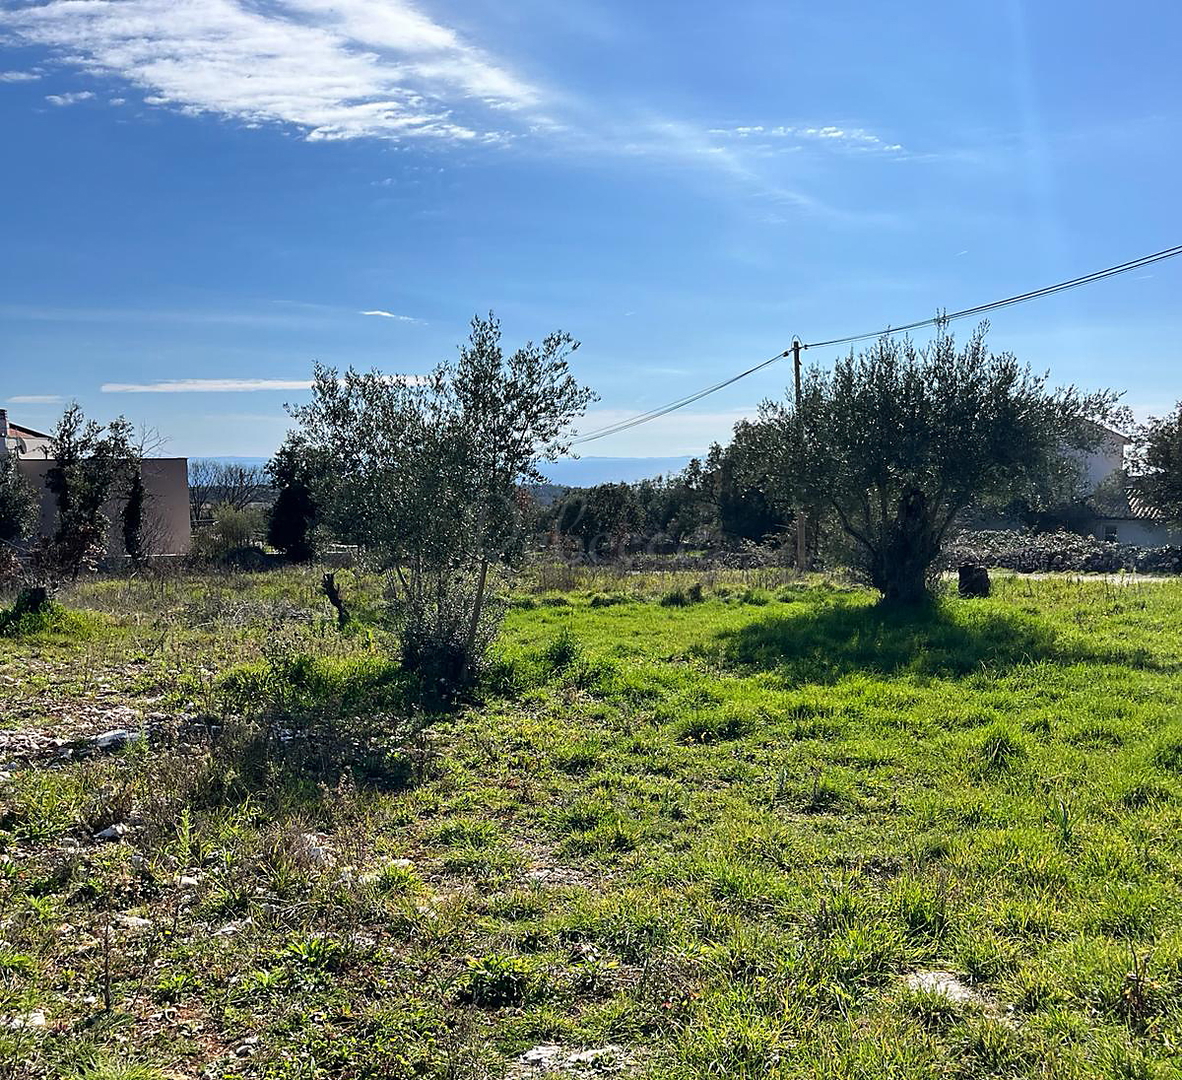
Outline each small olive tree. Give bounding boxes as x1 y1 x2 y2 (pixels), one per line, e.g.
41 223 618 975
289 313 595 698
748 325 1119 604
0 455 38 548
43 405 139 579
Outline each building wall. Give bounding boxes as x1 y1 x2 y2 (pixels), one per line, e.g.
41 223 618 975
16 457 191 556
1091 519 1182 547
1080 430 1128 489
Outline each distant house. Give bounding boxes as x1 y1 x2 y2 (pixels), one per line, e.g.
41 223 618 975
0 408 191 556
1082 426 1181 547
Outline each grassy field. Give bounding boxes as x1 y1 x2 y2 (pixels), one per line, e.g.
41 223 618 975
3 568 1182 1079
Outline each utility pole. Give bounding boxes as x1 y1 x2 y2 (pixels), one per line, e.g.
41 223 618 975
792 338 807 573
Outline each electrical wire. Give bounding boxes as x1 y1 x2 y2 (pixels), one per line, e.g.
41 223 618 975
571 243 1182 444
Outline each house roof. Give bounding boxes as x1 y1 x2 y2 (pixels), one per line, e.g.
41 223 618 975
1098 481 1170 522
10 422 50 439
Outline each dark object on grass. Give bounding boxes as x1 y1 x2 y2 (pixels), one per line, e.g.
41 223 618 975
958 564 991 598
321 572 350 630
13 586 50 616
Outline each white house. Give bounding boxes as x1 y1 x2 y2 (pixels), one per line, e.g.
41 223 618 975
1081 426 1181 547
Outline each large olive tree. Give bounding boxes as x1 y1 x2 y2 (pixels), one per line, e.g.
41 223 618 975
747 325 1119 604
288 314 595 698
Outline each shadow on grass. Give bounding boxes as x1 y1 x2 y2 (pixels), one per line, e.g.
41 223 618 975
710 597 1148 684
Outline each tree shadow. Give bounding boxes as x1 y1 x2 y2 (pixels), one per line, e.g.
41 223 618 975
709 597 1153 684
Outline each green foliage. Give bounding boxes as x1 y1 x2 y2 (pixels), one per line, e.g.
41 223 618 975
0 598 102 639
289 313 595 700
120 469 145 562
457 952 538 1007
0 453 38 545
748 325 1120 603
266 435 322 561
191 502 265 562
41 403 139 578
1132 401 1182 524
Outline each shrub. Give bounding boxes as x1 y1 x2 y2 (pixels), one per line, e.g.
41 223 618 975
0 597 102 639
457 952 538 1007
189 503 267 564
540 625 582 672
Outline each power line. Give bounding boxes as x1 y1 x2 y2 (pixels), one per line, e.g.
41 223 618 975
571 243 1182 444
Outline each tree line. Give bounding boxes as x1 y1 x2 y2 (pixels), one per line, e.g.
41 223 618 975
5 315 1181 698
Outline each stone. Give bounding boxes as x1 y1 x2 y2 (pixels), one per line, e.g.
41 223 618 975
958 564 991 599
3 1010 46 1030
94 823 129 842
520 1046 563 1067
113 914 152 930
94 729 138 752
903 970 987 1007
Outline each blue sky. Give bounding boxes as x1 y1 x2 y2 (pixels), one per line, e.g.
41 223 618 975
1 0 1179 465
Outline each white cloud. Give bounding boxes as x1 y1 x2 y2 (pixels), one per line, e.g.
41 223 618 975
7 394 64 404
360 309 422 322
103 378 316 394
707 123 904 153
1 0 540 143
0 70 41 82
45 90 95 106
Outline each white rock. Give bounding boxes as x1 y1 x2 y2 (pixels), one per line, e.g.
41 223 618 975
178 875 199 889
294 833 334 867
94 823 128 842
3 1010 46 1030
903 970 982 1005
94 729 138 752
520 1045 563 1067
113 914 152 930
213 918 253 937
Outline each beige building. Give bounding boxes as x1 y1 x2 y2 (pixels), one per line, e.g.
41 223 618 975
1 409 191 556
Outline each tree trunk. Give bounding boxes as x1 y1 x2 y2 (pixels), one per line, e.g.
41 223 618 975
460 558 490 685
873 489 939 606
320 573 350 630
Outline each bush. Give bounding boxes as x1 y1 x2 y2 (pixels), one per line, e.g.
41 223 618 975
457 953 539 1007
0 597 102 639
190 503 266 563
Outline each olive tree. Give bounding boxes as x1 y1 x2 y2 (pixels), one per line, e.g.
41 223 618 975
288 314 595 698
0 455 38 548
1131 403 1182 523
43 405 139 578
747 325 1119 604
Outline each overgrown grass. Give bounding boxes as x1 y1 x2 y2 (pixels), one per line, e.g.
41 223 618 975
2 569 1181 1078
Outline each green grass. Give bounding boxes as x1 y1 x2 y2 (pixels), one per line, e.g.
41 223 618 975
1 569 1181 1077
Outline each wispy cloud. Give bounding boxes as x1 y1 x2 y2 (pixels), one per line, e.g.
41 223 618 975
360 309 422 322
1 0 541 143
45 90 95 106
707 123 904 153
7 394 64 405
1 3 907 218
0 70 41 82
103 378 316 394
